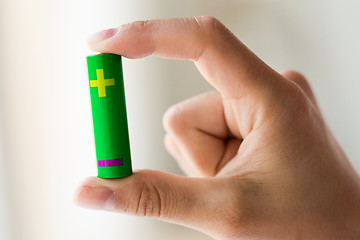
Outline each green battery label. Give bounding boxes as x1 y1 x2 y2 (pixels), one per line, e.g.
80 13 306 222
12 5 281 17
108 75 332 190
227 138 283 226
87 54 132 178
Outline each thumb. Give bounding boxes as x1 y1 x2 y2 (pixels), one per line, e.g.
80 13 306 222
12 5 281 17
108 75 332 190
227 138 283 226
74 170 226 230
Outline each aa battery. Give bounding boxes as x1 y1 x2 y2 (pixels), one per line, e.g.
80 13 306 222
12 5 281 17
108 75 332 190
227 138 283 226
87 54 132 178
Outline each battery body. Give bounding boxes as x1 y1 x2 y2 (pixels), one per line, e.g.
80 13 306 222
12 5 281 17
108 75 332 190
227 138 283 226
87 54 132 178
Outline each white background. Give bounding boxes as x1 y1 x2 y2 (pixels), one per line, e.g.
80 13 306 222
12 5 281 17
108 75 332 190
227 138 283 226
0 0 359 239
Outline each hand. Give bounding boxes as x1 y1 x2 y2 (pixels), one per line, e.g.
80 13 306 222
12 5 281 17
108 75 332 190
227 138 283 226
74 17 360 239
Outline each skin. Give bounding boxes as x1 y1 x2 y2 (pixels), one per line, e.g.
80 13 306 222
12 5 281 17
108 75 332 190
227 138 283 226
74 17 360 239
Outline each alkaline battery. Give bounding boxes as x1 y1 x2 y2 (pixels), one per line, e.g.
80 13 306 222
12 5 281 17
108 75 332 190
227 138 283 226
87 54 132 178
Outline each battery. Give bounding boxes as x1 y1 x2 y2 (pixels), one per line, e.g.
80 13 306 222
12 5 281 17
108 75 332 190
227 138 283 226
87 53 132 178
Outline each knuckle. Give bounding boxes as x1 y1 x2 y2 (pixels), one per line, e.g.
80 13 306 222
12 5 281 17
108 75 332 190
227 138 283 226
125 20 151 31
162 103 188 133
191 16 229 60
271 79 317 129
281 70 306 81
195 16 223 33
288 81 310 104
125 180 162 218
281 70 312 94
197 16 220 26
164 134 181 161
285 84 312 117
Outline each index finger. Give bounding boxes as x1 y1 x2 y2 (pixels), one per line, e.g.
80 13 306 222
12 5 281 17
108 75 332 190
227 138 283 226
87 16 283 98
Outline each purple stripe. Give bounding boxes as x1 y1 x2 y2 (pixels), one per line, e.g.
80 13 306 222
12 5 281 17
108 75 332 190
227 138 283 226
98 159 123 167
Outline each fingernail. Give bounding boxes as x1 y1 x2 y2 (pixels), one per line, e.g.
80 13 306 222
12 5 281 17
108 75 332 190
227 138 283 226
75 186 116 210
87 28 118 43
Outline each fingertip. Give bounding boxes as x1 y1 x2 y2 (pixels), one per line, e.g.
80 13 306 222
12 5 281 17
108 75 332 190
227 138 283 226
73 184 88 207
86 28 120 54
73 177 100 204
74 185 116 210
87 28 118 44
74 177 117 210
76 176 100 188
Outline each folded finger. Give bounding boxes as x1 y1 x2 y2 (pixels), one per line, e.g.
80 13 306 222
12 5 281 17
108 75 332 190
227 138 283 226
163 91 240 177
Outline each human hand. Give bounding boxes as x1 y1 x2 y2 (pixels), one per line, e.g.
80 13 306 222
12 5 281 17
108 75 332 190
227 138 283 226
74 17 360 239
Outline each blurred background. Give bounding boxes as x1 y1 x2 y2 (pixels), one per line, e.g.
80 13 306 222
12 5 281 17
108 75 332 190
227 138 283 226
0 0 359 239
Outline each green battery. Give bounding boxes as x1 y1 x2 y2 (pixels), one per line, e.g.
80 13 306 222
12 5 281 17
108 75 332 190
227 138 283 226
87 54 132 178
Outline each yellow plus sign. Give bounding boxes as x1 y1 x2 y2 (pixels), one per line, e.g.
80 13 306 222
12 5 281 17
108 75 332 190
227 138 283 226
90 69 115 97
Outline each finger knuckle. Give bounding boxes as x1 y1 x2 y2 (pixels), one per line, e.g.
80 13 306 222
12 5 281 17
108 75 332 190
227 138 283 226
125 20 151 31
163 103 188 134
197 16 220 26
281 70 314 97
195 16 223 33
282 70 306 81
271 80 317 128
125 180 162 218
284 86 312 118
